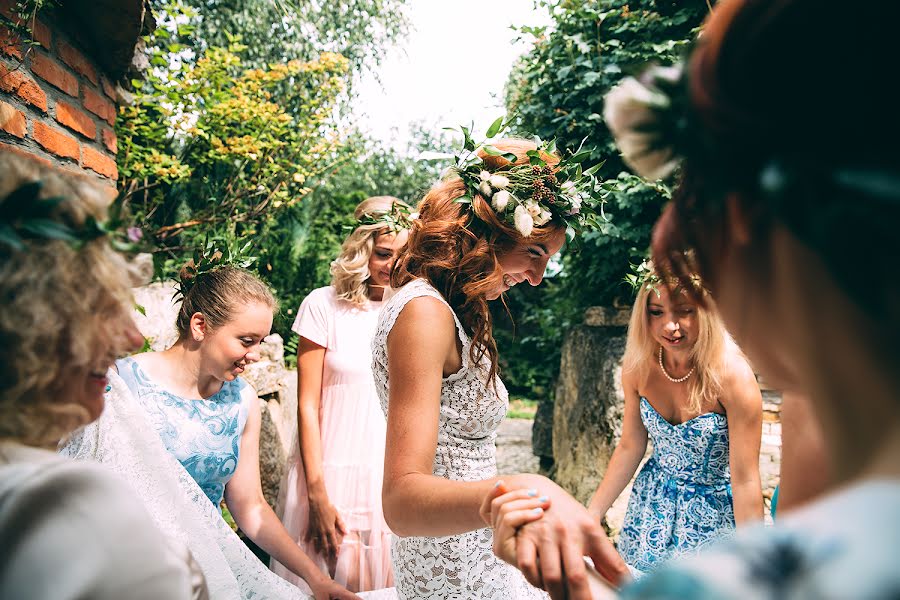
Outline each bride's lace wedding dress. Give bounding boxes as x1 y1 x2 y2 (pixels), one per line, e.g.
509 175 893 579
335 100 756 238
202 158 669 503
372 279 548 599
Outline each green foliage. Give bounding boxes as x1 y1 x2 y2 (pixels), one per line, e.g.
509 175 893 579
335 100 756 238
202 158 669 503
497 0 710 399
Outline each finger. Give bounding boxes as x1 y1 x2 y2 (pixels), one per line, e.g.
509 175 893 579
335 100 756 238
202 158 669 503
515 535 543 590
489 489 545 529
498 506 545 534
335 514 347 536
560 530 591 600
537 524 565 599
585 528 630 587
480 480 508 524
495 498 549 530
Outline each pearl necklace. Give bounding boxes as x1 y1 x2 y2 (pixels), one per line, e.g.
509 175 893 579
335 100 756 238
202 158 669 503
658 346 694 383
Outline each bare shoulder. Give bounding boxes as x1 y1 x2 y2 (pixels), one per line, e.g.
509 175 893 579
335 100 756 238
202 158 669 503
720 345 762 411
390 295 456 344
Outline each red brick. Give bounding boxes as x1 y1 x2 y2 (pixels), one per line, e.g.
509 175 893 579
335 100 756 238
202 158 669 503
100 76 116 100
101 127 116 154
55 99 96 139
0 0 16 21
0 99 25 137
31 18 50 49
33 120 78 160
58 40 97 85
0 140 53 166
30 52 77 96
0 64 47 111
1 24 22 59
82 144 117 179
83 85 114 125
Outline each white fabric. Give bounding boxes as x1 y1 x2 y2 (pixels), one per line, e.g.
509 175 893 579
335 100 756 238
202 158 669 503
371 279 548 599
0 441 199 600
59 370 397 600
59 370 305 599
275 286 394 592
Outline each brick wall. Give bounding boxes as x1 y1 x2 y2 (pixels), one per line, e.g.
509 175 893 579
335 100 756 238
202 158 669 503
0 0 119 186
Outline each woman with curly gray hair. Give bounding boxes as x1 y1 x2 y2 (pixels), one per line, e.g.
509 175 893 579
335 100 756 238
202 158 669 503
274 196 410 593
0 151 201 599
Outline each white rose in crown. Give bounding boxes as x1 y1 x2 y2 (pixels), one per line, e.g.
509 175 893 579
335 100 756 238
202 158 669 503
603 64 682 181
513 204 534 237
491 190 512 212
489 174 509 189
524 200 542 219
534 208 552 226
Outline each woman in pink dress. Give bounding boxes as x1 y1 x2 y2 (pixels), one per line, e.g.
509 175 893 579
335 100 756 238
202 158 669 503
273 196 411 593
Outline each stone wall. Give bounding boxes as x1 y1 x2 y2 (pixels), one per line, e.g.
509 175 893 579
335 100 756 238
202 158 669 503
132 281 296 509
0 0 145 184
545 306 783 538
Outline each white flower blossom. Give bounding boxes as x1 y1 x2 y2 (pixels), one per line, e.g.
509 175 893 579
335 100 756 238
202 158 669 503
513 204 534 237
479 181 493 198
489 174 509 189
491 190 512 212
479 170 492 182
524 200 542 219
603 64 682 181
567 195 582 215
534 208 552 227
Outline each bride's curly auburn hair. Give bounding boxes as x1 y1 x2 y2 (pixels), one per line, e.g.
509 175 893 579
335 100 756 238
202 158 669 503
392 138 564 382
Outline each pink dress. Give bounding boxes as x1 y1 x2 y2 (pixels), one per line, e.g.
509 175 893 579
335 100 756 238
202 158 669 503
273 286 394 592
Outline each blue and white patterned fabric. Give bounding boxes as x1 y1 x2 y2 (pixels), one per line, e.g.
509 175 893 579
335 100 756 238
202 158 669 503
618 397 735 572
116 357 252 506
619 481 900 600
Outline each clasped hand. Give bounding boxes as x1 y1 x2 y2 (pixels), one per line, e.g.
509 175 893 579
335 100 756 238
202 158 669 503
479 475 630 600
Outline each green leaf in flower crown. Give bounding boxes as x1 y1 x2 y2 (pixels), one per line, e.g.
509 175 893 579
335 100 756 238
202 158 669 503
570 150 592 163
501 152 518 163
18 219 79 242
583 161 605 177
482 145 503 156
486 116 504 138
454 195 472 204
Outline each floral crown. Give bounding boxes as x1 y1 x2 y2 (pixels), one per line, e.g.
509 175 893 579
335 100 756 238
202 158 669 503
174 237 258 301
355 201 416 234
0 181 107 251
625 257 704 298
441 116 606 238
604 63 900 205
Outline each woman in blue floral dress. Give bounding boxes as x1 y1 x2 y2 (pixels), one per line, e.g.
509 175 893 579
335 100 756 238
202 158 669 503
586 276 763 572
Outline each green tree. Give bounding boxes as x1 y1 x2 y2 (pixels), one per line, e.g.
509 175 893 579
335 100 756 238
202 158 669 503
496 0 710 399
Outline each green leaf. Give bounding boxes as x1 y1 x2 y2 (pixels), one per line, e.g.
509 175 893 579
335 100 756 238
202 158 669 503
134 303 147 316
570 150 592 163
18 219 78 241
454 195 472 204
485 116 504 138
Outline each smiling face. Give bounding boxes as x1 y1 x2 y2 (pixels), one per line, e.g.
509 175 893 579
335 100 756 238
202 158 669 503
489 226 567 300
646 285 700 355
195 301 274 382
71 315 145 420
367 230 409 291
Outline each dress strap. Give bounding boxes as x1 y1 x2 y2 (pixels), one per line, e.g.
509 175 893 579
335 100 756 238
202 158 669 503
379 279 472 367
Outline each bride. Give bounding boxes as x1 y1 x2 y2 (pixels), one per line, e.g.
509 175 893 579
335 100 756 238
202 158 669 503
371 134 629 599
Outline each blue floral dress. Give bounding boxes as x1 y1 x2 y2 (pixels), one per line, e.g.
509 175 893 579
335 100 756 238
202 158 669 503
618 397 735 571
117 357 252 506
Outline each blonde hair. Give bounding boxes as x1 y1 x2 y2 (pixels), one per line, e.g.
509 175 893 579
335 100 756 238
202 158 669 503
0 152 138 446
622 282 729 415
330 196 411 307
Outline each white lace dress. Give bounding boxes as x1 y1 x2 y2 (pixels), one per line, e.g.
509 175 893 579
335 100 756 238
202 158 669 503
372 279 548 599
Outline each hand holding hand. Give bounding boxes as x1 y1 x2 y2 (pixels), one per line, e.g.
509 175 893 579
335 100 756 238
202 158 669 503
482 475 630 600
309 576 361 600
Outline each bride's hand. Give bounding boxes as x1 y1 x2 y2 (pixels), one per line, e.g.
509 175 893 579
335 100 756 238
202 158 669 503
480 483 550 565
484 475 630 600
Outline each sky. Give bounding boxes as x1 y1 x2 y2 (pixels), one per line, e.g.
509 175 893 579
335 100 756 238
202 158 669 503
354 0 551 153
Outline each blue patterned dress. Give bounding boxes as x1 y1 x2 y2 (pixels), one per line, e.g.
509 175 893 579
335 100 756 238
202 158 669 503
117 357 253 506
618 397 735 572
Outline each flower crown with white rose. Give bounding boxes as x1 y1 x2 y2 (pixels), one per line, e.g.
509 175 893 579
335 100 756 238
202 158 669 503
603 63 900 203
441 116 607 238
